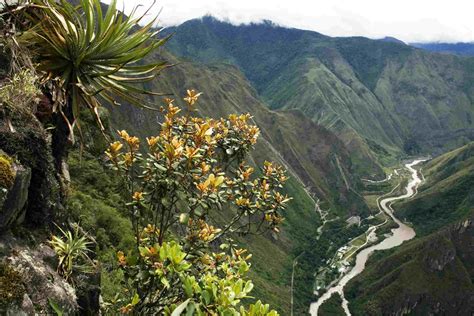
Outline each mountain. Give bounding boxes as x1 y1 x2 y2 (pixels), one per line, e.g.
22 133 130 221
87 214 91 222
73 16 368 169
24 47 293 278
165 16 474 162
411 42 474 56
379 37 406 45
345 143 474 315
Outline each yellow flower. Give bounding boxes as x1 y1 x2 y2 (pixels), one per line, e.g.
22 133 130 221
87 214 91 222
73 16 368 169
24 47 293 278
196 173 224 193
127 136 140 151
198 221 222 241
235 197 250 207
106 141 123 159
241 167 254 180
234 248 250 260
123 152 134 167
261 179 269 192
164 137 184 162
132 191 143 201
118 130 130 140
146 136 160 149
200 162 210 174
166 103 181 117
117 251 127 267
194 122 214 144
117 130 140 151
185 146 200 160
110 141 123 153
202 174 225 192
248 126 260 143
274 192 291 204
183 89 202 106
163 97 175 106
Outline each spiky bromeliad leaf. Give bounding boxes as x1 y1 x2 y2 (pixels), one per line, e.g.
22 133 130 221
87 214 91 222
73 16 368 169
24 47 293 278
24 0 170 140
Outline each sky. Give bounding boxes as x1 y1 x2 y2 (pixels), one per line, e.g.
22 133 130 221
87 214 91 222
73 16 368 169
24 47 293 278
103 0 474 43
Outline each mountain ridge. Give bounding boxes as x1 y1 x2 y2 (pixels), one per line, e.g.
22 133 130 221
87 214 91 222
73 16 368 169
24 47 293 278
165 17 474 162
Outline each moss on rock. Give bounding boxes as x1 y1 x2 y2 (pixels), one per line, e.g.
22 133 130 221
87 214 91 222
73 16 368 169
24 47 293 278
0 154 14 189
0 261 25 310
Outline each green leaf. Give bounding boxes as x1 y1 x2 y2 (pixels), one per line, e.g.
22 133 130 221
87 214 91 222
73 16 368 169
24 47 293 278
161 277 170 288
25 0 169 141
48 299 63 316
179 213 190 224
171 298 191 316
131 293 140 306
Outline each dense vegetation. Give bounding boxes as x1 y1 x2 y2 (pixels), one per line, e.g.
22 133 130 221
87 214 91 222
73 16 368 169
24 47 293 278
318 293 345 316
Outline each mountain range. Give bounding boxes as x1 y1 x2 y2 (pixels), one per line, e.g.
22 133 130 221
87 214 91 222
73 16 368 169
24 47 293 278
165 17 474 163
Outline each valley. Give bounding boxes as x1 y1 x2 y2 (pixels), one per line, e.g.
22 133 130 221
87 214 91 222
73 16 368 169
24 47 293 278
311 159 426 315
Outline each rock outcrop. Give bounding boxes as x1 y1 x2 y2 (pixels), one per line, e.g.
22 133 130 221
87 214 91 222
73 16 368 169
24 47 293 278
0 102 61 229
0 158 32 230
0 234 78 314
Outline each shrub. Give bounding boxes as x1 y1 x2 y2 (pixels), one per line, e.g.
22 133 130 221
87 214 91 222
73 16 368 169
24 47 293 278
104 91 290 315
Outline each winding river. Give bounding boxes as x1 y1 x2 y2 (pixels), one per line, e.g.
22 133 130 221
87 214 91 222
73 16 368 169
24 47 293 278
309 159 427 315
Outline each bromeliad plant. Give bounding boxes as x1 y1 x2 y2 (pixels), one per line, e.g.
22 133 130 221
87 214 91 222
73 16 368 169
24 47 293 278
49 223 94 282
105 91 290 315
22 0 169 139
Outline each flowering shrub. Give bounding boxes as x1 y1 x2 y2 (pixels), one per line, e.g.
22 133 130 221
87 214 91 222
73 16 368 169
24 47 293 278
105 90 290 315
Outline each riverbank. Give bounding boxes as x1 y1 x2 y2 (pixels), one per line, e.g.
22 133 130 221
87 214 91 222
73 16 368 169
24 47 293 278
309 159 427 315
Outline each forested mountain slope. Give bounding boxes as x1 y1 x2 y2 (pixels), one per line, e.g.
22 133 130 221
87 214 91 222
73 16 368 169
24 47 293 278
166 17 474 161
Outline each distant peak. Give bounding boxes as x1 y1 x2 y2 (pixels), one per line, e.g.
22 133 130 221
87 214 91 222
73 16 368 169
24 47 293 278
379 37 406 45
189 15 284 30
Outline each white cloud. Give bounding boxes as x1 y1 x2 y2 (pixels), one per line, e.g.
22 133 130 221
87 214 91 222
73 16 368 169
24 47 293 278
102 0 474 43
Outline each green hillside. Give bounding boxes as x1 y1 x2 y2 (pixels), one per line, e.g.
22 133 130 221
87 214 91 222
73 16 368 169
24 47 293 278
398 142 474 235
166 17 474 161
345 143 474 315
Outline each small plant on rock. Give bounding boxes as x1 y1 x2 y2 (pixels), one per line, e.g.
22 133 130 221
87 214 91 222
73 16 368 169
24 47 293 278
49 223 94 282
